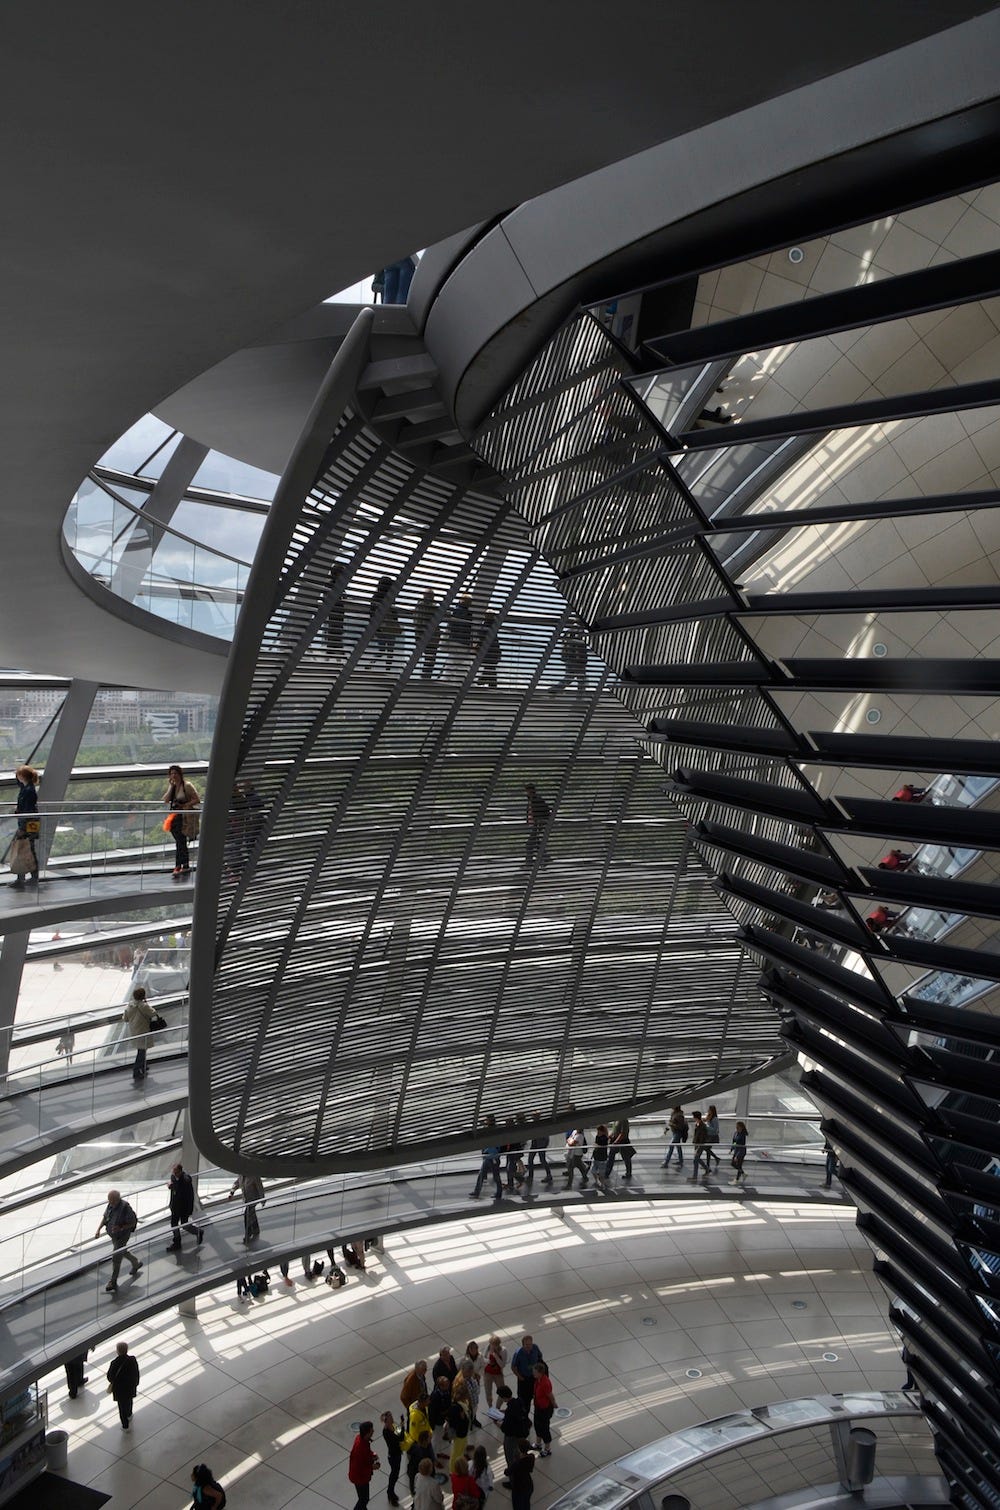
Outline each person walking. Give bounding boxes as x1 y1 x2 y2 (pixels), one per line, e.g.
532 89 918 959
95 1189 142 1292
381 1410 404 1505
469 1141 503 1201
327 561 348 657
476 613 502 689
10 764 40 888
690 1112 709 1178
510 1336 542 1407
446 593 475 676
191 1463 226 1507
524 784 551 867
526 1119 553 1185
823 1139 839 1189
166 1161 204 1250
106 1341 140 1429
64 1351 88 1399
730 1121 748 1183
369 576 403 672
531 1363 555 1458
162 763 200 877
348 1422 380 1510
497 1387 531 1483
591 1125 610 1192
414 587 442 679
228 1172 265 1244
607 1119 635 1182
563 1125 589 1189
123 985 157 1082
414 1458 445 1510
704 1105 722 1174
483 1336 507 1409
662 1106 687 1168
548 629 588 696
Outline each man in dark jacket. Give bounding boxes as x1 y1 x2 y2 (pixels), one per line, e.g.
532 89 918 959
107 1341 140 1428
94 1190 142 1292
166 1162 204 1251
497 1386 532 1479
524 785 551 867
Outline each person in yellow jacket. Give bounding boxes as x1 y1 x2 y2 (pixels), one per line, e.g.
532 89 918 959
402 1399 431 1451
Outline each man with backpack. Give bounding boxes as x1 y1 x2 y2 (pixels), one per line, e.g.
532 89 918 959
496 1386 532 1481
95 1189 142 1292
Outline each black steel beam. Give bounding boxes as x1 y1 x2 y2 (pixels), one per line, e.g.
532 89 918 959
646 246 1000 368
696 821 842 886
678 376 1000 450
670 768 830 823
806 730 1000 777
857 868 1000 921
702 488 1000 536
837 797 1000 851
648 719 798 756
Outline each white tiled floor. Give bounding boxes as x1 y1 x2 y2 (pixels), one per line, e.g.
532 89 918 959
39 1200 905 1510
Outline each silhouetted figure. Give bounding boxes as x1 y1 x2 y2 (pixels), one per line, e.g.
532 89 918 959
524 784 551 867
369 576 402 672
549 630 588 695
327 561 348 655
376 257 417 305
414 588 441 679
477 613 502 688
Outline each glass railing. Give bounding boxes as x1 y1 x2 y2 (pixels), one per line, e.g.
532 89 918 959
0 1133 838 1306
0 804 194 893
64 473 251 639
1 1004 188 1096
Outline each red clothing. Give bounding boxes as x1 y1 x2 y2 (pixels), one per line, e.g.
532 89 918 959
533 1373 555 1410
451 1470 479 1505
349 1436 377 1485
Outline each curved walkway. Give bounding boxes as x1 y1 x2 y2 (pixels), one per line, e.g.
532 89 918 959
4 1158 846 1404
0 1053 188 1180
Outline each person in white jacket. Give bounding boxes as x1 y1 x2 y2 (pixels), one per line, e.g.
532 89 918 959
413 1459 444 1510
123 986 157 1081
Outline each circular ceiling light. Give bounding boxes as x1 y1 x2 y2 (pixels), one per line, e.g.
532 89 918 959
866 709 882 725
788 247 805 265
685 1368 703 1379
873 643 888 657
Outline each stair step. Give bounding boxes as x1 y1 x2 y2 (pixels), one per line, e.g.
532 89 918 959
372 386 446 423
358 353 438 390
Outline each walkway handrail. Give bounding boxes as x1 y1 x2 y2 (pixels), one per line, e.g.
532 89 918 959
0 1155 849 1404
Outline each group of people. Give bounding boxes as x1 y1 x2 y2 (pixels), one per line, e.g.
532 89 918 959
326 567 590 698
662 1105 748 1181
349 1334 554 1510
364 579 505 684
469 1113 636 1200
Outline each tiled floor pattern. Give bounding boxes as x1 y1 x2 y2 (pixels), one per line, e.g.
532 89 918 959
39 1200 906 1510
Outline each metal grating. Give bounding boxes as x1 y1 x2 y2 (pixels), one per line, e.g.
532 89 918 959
188 310 782 1175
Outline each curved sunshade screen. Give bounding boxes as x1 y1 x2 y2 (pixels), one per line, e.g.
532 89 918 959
188 311 782 1174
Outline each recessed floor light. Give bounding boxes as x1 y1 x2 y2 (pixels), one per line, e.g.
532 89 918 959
642 1316 658 1326
554 1407 573 1419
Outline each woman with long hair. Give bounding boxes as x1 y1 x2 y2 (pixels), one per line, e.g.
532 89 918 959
162 764 200 877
